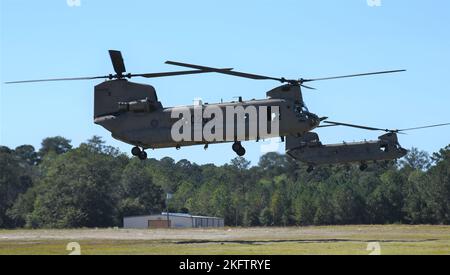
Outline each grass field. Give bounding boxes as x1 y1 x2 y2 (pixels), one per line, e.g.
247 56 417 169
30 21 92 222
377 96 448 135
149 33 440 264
0 225 449 255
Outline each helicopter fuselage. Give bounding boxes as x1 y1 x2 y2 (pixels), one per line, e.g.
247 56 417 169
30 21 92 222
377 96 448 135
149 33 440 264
286 133 408 166
94 80 320 150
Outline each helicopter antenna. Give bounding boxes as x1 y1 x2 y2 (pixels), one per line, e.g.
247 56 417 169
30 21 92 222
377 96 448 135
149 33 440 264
5 50 233 84
165 60 405 90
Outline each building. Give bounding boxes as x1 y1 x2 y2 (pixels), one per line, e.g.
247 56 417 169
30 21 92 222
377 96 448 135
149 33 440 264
123 212 225 229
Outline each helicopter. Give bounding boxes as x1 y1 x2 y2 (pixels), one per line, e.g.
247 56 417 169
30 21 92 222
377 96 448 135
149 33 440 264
286 122 450 172
6 50 450 167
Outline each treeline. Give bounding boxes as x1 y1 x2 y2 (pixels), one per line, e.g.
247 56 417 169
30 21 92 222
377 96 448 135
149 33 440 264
0 136 449 228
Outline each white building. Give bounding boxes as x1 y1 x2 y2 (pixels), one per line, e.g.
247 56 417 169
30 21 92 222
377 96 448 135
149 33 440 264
123 212 225 229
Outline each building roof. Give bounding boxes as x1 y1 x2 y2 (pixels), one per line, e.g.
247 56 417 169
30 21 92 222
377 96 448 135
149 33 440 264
124 212 223 220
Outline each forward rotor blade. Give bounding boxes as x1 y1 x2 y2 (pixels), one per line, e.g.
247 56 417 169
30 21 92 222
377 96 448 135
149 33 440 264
323 121 390 132
165 61 284 82
398 123 450 132
135 68 233 79
109 50 126 75
5 69 235 84
5 75 108 84
302 70 406 83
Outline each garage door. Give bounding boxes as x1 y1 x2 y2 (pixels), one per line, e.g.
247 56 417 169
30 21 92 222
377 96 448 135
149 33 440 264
148 219 171 228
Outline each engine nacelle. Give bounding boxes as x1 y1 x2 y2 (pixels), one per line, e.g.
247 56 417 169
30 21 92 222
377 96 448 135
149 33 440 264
118 98 162 113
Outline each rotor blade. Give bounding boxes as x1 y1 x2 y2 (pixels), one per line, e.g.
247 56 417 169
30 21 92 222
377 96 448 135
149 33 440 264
398 123 450 132
5 69 235 84
301 84 316 90
302 70 406 83
165 61 285 82
5 75 109 84
323 121 450 134
323 121 390 132
135 68 233 79
317 125 339 128
109 50 126 75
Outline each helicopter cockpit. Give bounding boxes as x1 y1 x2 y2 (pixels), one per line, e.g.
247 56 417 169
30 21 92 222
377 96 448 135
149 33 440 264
294 101 320 127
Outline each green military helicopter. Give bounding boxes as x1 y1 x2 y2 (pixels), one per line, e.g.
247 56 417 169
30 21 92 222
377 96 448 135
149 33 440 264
6 50 450 170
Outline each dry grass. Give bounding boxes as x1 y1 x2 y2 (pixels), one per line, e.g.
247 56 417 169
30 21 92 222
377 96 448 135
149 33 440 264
0 225 449 255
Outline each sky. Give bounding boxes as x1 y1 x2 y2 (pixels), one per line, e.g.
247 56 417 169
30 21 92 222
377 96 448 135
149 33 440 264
1 0 449 166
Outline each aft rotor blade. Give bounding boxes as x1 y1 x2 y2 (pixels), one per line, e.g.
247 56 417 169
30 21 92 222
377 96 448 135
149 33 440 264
399 123 450 132
302 70 406 83
316 125 339 128
5 75 109 84
323 121 390 132
135 68 233 78
301 84 316 90
165 61 285 82
109 50 126 75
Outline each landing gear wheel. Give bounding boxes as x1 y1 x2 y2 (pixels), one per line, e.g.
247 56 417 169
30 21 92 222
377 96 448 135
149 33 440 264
232 142 241 152
232 141 246 156
138 150 148 160
359 163 368 171
307 165 314 173
237 147 246 157
131 146 141 156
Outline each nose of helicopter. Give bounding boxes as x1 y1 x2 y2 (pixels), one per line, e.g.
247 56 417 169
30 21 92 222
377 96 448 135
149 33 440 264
308 113 322 128
399 147 409 157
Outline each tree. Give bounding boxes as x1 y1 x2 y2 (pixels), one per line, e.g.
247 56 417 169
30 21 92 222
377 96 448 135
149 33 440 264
25 144 121 228
230 157 251 171
259 207 272 226
2 138 450 229
0 149 33 227
0 146 13 154
367 170 405 224
293 190 316 226
426 145 450 223
403 170 434 224
14 145 39 166
118 159 165 217
39 136 72 156
400 147 431 171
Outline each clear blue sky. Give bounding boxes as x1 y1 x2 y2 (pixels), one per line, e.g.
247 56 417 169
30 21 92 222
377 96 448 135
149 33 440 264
1 0 449 166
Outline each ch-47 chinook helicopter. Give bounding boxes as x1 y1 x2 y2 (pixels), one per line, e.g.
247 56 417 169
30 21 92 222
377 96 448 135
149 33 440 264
6 50 450 170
